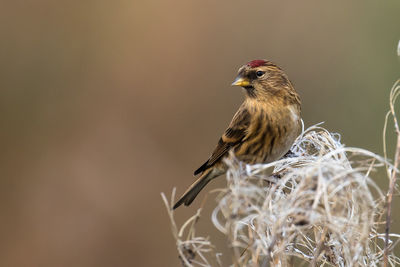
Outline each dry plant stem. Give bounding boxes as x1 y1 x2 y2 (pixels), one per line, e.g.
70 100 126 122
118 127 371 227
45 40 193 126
384 79 400 267
384 134 400 266
161 189 218 267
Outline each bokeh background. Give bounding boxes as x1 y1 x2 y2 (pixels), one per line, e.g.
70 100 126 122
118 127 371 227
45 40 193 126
1 0 400 266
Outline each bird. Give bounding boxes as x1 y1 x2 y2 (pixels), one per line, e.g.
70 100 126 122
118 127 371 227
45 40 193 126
173 59 301 209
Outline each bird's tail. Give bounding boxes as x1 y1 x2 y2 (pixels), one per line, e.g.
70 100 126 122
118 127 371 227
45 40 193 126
173 169 215 210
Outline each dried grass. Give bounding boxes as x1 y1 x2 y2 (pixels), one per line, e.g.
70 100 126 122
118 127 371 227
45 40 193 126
211 124 397 266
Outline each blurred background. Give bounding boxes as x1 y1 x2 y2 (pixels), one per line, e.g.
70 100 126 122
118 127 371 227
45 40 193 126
1 0 400 266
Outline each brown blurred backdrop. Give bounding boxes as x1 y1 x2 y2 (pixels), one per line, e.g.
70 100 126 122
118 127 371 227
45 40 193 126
1 0 400 266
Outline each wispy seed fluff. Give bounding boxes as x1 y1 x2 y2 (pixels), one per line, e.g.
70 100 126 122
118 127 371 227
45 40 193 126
163 124 400 266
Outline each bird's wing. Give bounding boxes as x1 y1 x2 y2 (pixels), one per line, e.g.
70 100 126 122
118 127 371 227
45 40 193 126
194 107 250 175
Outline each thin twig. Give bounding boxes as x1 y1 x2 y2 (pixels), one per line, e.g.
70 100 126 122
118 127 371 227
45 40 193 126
383 79 400 267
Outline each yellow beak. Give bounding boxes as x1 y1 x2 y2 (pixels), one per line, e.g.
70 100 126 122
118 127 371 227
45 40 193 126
231 77 250 87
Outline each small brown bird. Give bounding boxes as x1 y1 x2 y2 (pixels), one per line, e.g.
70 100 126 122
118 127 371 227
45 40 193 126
173 59 301 209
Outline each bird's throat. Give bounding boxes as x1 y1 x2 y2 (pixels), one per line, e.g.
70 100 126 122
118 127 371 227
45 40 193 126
244 86 256 98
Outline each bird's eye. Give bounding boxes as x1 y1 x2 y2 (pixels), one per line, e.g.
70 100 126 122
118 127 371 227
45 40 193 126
256 71 265 77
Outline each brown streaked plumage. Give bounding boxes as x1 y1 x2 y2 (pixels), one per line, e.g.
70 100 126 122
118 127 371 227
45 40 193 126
173 59 301 209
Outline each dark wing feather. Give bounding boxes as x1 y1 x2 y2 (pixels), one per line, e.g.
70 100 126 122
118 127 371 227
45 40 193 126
194 107 250 175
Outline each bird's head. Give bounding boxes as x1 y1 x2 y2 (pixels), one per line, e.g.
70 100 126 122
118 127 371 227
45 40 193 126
232 59 297 101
